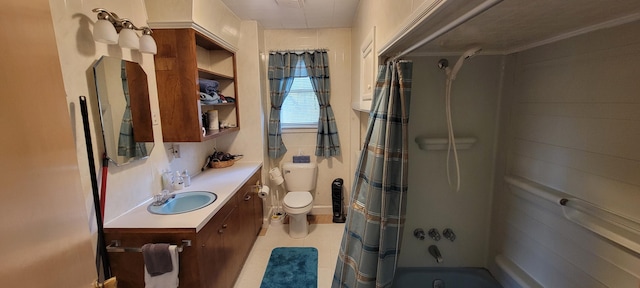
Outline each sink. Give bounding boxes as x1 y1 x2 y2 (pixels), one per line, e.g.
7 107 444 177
147 191 217 215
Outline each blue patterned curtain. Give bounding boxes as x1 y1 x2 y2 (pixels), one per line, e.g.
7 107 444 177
303 51 341 157
333 60 412 288
117 60 147 158
267 52 302 158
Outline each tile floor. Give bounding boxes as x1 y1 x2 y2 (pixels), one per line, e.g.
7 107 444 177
234 221 345 288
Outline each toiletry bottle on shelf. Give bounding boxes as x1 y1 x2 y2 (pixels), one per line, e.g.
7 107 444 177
182 169 191 187
162 169 174 192
173 171 184 190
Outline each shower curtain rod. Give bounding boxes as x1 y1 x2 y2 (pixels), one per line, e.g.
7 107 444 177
391 0 502 61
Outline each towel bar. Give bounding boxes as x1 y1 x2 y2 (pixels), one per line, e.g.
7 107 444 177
106 239 191 253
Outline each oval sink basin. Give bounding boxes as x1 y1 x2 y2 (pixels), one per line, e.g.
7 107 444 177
147 191 217 215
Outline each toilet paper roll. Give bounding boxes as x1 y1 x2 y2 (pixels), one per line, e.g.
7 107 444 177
258 185 270 199
207 110 219 131
269 167 284 186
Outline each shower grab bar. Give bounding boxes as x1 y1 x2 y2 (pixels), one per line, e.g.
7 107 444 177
505 175 640 256
106 239 191 253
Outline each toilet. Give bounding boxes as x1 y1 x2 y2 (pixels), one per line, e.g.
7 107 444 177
282 162 317 238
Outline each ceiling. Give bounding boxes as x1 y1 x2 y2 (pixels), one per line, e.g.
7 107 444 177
385 0 640 56
221 0 360 29
221 0 640 55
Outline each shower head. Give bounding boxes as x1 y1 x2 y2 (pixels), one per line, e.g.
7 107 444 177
450 46 482 80
461 46 482 59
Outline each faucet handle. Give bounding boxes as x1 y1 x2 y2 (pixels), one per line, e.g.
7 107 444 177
413 228 426 240
428 228 441 241
443 228 456 242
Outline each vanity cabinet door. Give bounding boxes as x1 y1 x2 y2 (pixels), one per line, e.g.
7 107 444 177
198 199 235 288
238 189 257 257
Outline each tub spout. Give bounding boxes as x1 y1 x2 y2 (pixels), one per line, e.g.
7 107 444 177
428 245 443 263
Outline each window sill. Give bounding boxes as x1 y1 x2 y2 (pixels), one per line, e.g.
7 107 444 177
282 127 317 134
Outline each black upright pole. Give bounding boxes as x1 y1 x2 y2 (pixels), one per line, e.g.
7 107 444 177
79 96 111 280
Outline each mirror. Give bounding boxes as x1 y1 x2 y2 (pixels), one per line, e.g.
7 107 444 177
93 56 154 166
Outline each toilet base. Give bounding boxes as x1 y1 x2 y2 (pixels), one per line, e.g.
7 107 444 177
288 213 309 238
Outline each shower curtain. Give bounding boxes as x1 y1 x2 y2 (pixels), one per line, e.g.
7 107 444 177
333 60 412 288
117 61 147 158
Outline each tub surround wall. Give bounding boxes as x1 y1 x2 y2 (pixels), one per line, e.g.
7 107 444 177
263 29 352 215
399 56 503 267
489 20 640 287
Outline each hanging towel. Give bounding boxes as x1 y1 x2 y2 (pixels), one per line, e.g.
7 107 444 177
141 243 172 275
143 244 179 288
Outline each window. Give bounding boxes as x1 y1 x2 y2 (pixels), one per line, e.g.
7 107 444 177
281 76 319 129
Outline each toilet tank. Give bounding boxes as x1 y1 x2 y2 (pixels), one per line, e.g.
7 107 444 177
282 162 318 191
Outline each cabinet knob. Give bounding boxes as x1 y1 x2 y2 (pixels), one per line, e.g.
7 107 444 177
218 229 224 234
222 224 228 229
244 194 252 201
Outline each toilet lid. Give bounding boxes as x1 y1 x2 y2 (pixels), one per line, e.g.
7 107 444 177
283 191 312 208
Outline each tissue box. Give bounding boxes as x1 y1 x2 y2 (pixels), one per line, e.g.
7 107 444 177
293 155 310 163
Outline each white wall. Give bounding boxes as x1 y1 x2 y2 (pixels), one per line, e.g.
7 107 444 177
263 29 352 214
145 0 241 50
398 55 503 267
2 1 96 286
48 0 241 226
489 20 640 287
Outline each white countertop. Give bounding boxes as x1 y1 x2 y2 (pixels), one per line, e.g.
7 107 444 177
104 161 262 232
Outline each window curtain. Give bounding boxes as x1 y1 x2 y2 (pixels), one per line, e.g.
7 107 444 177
117 61 147 158
267 52 301 158
303 51 341 157
332 60 413 288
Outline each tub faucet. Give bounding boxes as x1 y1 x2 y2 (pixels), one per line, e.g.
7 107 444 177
428 245 443 263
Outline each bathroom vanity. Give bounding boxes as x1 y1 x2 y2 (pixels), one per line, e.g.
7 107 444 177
104 162 263 288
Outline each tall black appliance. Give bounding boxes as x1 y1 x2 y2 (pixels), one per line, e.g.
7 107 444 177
332 178 346 223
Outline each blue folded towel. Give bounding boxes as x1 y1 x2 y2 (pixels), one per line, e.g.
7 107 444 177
199 78 219 95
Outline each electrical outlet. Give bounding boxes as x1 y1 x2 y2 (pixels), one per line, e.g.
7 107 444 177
152 113 160 126
172 144 181 158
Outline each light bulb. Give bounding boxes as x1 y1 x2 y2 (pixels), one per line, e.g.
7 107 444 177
118 28 140 50
139 34 157 54
93 19 118 44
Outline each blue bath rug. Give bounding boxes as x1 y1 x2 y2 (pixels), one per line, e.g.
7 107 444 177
260 247 318 288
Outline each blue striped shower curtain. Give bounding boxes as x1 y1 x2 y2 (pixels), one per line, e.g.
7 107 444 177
333 60 412 288
117 60 147 158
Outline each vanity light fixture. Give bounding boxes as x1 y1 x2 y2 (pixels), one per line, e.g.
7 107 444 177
91 8 157 55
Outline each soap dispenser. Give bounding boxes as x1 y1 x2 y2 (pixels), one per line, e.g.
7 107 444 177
182 169 191 187
173 171 184 190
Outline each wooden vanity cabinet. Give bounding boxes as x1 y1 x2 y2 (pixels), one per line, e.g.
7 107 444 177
104 169 263 288
152 28 240 142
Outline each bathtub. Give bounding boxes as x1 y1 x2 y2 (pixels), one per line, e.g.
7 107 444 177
393 267 503 288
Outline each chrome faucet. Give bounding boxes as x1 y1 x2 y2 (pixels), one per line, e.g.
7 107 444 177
428 245 443 263
428 228 441 241
413 228 426 240
443 228 456 242
151 190 175 206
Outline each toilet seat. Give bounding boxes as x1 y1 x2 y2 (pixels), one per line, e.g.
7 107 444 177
283 191 312 208
283 191 313 214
